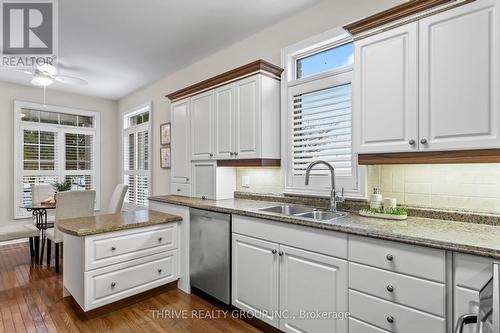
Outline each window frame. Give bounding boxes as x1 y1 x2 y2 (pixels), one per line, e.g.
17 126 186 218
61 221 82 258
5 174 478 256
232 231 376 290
281 28 367 199
14 100 101 219
122 102 152 210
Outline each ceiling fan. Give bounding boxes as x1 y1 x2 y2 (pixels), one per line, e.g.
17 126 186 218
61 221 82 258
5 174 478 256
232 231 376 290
24 63 88 87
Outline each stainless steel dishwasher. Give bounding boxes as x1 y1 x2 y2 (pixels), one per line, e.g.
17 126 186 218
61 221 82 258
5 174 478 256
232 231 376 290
190 208 231 305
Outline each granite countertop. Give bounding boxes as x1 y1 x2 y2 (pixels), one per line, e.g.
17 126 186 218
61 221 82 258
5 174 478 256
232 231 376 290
57 210 182 236
149 195 500 259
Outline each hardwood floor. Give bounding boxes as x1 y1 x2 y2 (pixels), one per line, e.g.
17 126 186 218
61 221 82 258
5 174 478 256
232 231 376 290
0 242 263 333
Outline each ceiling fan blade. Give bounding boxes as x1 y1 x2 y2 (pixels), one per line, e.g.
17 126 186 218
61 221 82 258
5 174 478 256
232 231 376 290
53 75 88 86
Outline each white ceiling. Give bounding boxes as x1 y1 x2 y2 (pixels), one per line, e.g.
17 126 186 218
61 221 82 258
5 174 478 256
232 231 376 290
0 0 321 100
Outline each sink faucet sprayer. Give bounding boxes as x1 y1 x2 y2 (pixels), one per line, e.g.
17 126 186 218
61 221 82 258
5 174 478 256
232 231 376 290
304 160 344 212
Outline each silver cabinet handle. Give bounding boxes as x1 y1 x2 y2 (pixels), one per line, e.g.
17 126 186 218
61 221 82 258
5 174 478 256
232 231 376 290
409 139 415 145
386 285 394 292
278 251 284 256
454 314 477 333
111 282 116 288
386 316 394 323
272 250 277 254
420 138 428 144
386 254 394 261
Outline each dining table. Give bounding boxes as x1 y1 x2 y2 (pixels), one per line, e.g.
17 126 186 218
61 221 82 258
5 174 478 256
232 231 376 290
21 202 56 264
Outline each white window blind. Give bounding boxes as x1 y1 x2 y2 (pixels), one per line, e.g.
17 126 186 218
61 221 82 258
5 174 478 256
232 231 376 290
14 103 99 218
123 106 150 208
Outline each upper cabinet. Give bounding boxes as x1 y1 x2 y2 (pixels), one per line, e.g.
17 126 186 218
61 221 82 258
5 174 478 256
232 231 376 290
352 0 499 155
170 99 191 184
191 90 215 160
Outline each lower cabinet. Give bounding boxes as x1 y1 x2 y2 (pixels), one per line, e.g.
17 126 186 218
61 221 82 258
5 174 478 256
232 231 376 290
232 230 348 333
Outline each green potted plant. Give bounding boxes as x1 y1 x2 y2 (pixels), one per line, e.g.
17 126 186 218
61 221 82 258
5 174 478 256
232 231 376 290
52 179 72 201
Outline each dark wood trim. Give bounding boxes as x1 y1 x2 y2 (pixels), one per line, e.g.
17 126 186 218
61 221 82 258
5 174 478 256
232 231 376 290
358 149 500 165
166 60 284 101
343 0 452 36
67 281 177 320
217 159 281 167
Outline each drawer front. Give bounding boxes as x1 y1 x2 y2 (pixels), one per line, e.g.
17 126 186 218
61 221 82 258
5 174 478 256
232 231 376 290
350 317 390 333
86 224 178 270
348 235 445 282
85 251 178 310
453 253 494 290
170 182 191 196
349 262 445 317
349 290 445 333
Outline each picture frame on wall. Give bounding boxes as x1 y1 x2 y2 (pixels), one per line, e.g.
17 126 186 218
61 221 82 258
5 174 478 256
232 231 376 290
160 122 171 145
160 146 171 169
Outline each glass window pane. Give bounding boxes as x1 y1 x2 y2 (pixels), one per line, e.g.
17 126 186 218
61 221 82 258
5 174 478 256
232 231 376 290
78 115 93 128
65 133 93 171
40 131 55 145
24 145 39 160
24 130 39 144
297 42 354 79
40 111 59 124
21 109 39 122
22 176 56 205
60 113 78 126
65 175 93 191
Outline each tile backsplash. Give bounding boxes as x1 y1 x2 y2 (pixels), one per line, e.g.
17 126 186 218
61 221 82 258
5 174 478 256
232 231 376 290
236 164 500 214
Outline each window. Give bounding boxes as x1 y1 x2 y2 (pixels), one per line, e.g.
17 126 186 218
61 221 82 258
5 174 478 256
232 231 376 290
282 29 366 199
14 101 100 218
123 104 151 208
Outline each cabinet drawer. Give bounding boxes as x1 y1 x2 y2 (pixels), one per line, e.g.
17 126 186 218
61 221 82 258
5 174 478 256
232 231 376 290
349 262 445 317
350 317 390 333
348 235 445 282
349 290 445 333
85 224 178 270
170 182 191 196
85 250 178 310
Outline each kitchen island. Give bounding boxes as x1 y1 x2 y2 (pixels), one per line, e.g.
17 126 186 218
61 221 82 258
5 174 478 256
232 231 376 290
58 210 182 312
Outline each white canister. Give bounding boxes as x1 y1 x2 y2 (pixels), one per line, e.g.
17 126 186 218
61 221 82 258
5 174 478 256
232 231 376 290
383 197 397 211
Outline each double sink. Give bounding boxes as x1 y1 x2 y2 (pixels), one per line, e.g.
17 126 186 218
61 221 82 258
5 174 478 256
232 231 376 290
256 204 348 223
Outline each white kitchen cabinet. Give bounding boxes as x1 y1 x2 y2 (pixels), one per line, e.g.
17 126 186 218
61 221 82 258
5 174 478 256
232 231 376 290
191 161 235 200
190 90 215 160
279 245 348 333
418 0 500 151
353 22 419 154
354 0 499 154
234 75 261 159
214 84 234 159
171 99 191 184
232 233 280 327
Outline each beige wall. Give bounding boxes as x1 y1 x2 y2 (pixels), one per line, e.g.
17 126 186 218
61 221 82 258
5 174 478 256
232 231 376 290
117 0 404 197
0 81 118 223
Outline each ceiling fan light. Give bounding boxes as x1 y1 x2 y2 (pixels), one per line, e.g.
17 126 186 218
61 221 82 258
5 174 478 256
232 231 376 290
31 75 54 87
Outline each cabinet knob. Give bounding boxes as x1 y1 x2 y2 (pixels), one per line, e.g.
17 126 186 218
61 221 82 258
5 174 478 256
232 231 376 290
408 139 415 145
158 269 162 274
111 246 116 251
272 249 277 254
158 237 163 242
209 153 214 158
186 177 190 182
386 285 394 292
278 251 284 257
386 254 394 261
202 196 206 200
420 138 428 145
234 152 238 156
230 152 234 156
177 188 181 192
111 282 116 288
387 316 394 323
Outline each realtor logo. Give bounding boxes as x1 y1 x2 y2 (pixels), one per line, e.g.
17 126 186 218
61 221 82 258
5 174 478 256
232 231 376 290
1 0 58 68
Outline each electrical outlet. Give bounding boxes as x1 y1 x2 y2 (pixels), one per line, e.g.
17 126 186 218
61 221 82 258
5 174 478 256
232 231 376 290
242 176 250 188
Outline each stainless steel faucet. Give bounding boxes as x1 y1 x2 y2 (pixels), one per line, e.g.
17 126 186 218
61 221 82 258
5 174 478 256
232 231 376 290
304 160 344 211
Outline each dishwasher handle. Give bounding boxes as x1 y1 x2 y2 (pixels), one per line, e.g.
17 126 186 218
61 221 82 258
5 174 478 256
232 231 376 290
455 314 478 333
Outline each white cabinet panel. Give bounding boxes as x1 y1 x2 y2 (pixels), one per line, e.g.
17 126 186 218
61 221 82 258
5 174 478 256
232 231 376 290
171 99 190 183
214 84 234 159
191 161 216 199
191 91 215 160
354 22 418 153
169 182 191 197
234 75 261 159
419 0 500 150
232 234 280 327
279 245 347 333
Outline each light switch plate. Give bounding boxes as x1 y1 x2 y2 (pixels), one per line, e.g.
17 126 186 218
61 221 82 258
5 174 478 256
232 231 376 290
242 176 250 188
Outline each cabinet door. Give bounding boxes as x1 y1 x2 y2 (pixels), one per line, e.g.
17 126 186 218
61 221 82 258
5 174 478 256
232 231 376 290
234 75 261 159
214 84 234 159
353 22 418 153
279 245 348 333
419 0 500 151
190 91 215 160
232 234 280 328
191 161 216 199
171 99 190 183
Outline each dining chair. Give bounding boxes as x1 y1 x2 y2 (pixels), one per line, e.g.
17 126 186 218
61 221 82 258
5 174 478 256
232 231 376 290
31 184 56 226
108 184 128 213
46 190 95 273
0 223 40 260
